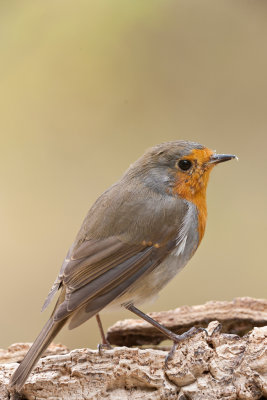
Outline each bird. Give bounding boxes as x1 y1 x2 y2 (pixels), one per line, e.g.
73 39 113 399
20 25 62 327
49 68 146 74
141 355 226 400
10 140 236 391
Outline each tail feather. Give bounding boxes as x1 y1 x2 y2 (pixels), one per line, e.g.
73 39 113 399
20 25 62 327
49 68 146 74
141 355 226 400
9 317 67 391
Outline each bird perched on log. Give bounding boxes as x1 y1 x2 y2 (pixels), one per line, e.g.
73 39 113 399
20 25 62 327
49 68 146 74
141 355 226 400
10 140 236 391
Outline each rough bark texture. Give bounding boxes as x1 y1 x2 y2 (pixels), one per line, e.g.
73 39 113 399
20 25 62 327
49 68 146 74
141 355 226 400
0 343 69 364
1 298 266 400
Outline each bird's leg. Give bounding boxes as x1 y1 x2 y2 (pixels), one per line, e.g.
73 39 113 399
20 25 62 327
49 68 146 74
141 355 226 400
96 314 109 345
95 314 112 354
124 303 206 365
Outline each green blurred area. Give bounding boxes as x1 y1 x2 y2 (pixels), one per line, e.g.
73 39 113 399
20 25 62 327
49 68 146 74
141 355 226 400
0 1 266 350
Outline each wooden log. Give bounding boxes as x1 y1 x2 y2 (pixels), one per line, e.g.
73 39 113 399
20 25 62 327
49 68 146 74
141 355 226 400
1 298 266 400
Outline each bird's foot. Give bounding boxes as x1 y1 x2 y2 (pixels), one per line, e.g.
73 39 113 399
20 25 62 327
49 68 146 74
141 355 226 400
97 340 112 355
165 326 207 367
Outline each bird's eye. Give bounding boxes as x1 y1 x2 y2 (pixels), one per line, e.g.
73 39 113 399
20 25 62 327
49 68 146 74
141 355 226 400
177 159 192 171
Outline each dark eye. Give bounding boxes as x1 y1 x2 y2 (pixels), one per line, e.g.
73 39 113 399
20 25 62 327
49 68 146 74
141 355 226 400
178 159 192 171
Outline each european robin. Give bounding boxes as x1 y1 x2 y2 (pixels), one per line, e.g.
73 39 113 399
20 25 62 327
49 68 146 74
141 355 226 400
10 140 236 391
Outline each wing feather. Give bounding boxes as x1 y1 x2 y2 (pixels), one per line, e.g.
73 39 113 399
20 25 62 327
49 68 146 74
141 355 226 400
64 240 144 290
52 237 176 324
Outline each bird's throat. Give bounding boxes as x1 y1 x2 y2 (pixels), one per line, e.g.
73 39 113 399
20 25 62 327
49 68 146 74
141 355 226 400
173 169 211 243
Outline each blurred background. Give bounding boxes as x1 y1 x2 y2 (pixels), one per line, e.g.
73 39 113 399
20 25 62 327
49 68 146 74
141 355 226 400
0 0 266 351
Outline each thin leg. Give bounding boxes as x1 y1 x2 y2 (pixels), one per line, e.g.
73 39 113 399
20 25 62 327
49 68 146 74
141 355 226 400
95 314 112 353
124 303 206 364
125 303 180 341
96 314 109 345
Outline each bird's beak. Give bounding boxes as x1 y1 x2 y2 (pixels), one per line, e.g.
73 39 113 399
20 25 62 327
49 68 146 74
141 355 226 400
208 153 237 165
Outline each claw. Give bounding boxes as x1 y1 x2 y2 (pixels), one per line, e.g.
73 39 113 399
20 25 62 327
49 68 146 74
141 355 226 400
164 326 206 368
192 327 208 336
97 342 112 355
165 342 178 367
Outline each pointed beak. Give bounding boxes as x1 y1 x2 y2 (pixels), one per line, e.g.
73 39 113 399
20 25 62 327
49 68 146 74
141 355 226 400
208 153 237 165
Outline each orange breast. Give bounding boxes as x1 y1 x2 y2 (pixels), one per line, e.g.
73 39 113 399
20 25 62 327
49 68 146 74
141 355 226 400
173 148 214 243
175 180 208 243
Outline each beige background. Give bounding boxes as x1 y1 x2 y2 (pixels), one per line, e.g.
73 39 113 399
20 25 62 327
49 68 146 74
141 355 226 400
0 1 266 351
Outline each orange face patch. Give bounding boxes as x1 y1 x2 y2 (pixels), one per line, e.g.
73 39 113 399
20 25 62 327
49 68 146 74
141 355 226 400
173 148 215 243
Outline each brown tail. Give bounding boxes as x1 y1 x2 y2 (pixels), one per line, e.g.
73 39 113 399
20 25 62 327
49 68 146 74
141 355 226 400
9 317 67 392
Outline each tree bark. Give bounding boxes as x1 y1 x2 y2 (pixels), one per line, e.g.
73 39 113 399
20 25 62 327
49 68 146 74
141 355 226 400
1 298 266 400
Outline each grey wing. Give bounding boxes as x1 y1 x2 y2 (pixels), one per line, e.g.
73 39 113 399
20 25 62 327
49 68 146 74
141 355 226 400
42 237 120 312
43 235 176 329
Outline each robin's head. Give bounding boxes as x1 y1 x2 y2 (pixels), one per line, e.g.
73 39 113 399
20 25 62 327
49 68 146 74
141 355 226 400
124 141 236 244
129 141 236 203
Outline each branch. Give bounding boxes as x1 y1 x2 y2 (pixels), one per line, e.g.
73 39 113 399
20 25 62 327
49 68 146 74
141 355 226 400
0 298 266 400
